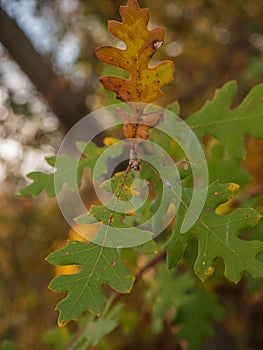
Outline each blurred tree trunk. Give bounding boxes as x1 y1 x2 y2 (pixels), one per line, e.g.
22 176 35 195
0 6 90 130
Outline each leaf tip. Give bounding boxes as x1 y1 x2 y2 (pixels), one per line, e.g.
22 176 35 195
127 0 140 8
58 320 67 327
126 275 136 293
257 213 262 221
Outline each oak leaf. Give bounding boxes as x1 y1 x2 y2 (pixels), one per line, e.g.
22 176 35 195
46 241 134 325
96 0 174 103
96 0 174 139
166 182 263 283
186 81 263 159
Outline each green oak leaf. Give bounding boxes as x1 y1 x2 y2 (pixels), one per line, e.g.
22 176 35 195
19 141 123 197
166 182 263 283
186 81 263 159
19 171 56 197
20 155 83 197
46 240 134 326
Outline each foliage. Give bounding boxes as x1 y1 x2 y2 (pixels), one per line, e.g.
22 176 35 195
96 0 173 140
46 240 134 325
149 267 224 349
166 182 263 282
15 0 263 349
70 303 124 350
96 0 174 104
20 141 124 197
207 142 252 186
42 301 123 350
186 81 263 159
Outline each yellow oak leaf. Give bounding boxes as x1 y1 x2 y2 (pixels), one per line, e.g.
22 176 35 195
96 0 174 104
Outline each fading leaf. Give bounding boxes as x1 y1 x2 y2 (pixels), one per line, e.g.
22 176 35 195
96 0 174 139
96 0 174 103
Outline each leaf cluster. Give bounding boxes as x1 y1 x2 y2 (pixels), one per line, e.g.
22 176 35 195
18 0 263 348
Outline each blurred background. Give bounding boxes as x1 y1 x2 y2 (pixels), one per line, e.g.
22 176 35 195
0 0 263 349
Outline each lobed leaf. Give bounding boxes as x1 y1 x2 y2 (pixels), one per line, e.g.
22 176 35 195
186 81 263 159
19 141 123 197
19 170 56 197
96 0 174 139
96 0 174 104
46 240 134 326
167 182 263 283
48 169 157 325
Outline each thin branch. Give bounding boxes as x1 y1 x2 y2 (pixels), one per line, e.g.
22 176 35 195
136 250 166 280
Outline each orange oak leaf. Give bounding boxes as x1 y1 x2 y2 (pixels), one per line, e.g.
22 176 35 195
96 0 174 104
